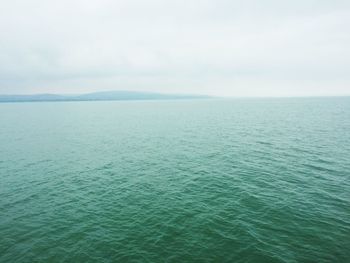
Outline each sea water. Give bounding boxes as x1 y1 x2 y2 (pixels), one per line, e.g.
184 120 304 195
0 98 349 262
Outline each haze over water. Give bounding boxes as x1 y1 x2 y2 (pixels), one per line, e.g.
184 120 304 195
0 97 350 262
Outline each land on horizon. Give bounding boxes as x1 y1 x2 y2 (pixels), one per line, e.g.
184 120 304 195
0 91 211 103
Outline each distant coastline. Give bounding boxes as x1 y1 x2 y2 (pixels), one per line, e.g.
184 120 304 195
0 91 211 103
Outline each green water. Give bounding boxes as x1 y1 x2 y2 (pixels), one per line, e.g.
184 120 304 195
0 98 349 262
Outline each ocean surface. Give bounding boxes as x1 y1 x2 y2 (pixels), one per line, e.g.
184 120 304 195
0 98 349 262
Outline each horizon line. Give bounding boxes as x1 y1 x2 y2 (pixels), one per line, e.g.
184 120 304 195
1 90 350 98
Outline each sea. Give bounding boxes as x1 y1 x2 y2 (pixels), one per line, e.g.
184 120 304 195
0 97 349 262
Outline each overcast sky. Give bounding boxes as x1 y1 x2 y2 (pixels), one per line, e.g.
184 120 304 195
0 0 349 96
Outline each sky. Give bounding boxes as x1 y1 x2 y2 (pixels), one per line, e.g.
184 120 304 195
0 0 349 97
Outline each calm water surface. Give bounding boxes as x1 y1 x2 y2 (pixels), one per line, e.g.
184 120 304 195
0 98 349 262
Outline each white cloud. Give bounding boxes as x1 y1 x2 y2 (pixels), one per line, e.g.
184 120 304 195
0 0 349 96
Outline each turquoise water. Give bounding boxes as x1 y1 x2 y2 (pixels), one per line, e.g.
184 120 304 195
0 98 349 262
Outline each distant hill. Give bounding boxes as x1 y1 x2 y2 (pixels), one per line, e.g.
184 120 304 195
0 91 211 103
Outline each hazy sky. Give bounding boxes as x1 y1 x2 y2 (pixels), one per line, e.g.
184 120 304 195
1 0 349 96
